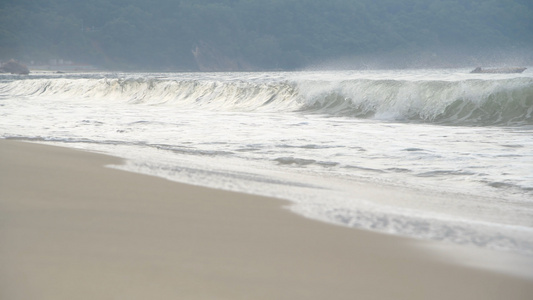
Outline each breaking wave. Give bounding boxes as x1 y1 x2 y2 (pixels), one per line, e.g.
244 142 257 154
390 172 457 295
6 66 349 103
2 75 532 126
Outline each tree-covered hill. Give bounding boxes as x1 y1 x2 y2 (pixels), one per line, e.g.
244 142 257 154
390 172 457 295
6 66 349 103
1 0 532 70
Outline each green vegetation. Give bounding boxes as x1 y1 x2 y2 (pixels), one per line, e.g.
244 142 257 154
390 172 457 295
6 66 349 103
1 0 532 70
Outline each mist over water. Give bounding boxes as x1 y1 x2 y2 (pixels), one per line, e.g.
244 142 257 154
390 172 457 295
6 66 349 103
1 69 532 254
305 47 533 71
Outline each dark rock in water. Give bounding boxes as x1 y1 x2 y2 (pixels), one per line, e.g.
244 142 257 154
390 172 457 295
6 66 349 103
470 67 526 74
0 59 30 75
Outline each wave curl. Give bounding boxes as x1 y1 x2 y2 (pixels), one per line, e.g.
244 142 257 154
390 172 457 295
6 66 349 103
2 75 532 126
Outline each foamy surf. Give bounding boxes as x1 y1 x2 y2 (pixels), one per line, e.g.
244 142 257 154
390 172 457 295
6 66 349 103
1 69 532 255
2 70 531 126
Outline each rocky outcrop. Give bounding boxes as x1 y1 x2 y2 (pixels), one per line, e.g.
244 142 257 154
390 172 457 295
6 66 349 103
471 67 526 74
0 59 30 75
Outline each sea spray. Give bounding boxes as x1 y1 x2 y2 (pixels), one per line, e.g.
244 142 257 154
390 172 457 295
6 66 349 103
2 72 532 126
2 69 532 254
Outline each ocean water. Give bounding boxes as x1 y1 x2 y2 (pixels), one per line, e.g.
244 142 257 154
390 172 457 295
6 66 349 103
1 69 532 255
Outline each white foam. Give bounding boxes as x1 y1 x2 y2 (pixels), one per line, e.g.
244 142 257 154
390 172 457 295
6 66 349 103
2 69 533 255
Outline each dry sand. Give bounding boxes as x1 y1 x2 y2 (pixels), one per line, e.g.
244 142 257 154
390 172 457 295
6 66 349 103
1 139 532 300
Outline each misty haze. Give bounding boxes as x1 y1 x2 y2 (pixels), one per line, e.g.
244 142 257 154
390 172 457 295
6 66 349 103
1 0 532 70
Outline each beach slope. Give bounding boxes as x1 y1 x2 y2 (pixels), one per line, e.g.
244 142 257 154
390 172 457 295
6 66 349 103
1 140 532 300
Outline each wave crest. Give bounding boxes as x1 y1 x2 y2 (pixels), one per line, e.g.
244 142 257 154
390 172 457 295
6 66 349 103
296 78 533 126
2 75 532 126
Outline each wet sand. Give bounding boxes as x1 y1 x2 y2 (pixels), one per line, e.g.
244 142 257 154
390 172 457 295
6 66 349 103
1 140 532 300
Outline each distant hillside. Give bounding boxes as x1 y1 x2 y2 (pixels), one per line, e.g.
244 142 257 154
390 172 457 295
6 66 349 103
1 0 532 71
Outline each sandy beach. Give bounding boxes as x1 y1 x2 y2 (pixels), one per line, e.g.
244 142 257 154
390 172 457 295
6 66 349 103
1 139 532 300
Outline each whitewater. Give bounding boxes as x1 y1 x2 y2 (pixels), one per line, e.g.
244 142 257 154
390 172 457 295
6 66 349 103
1 69 532 255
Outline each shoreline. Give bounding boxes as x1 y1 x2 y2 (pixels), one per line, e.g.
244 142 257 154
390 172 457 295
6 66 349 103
1 139 532 299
